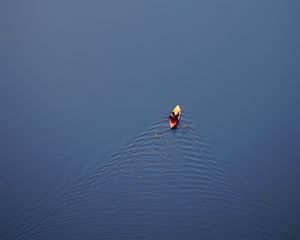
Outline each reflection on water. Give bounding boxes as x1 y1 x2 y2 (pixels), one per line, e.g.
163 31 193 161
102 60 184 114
46 116 279 240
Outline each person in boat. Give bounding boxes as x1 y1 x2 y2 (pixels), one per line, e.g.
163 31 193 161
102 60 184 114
169 111 179 121
169 105 181 128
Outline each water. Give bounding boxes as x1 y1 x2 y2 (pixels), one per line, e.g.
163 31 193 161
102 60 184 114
1 0 300 239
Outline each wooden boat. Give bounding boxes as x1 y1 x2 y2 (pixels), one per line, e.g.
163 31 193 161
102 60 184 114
169 105 181 129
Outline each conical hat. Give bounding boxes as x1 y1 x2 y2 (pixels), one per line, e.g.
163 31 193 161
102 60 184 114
173 105 181 116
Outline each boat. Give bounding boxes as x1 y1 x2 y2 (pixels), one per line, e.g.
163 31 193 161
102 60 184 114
169 105 181 129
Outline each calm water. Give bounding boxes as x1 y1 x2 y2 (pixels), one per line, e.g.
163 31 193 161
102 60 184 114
1 1 300 239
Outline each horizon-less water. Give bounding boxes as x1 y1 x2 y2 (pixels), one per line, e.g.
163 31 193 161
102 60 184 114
1 1 300 239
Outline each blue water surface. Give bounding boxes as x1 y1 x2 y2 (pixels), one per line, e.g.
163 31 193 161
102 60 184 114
1 1 300 239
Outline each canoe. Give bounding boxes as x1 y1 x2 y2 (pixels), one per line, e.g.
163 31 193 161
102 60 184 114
169 105 181 129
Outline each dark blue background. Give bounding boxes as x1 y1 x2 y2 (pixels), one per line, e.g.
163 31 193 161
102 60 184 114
1 1 300 239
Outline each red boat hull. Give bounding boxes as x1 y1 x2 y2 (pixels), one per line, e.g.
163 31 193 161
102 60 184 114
169 119 178 129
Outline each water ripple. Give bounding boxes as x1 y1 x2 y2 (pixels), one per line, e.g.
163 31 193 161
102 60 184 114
47 115 279 240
